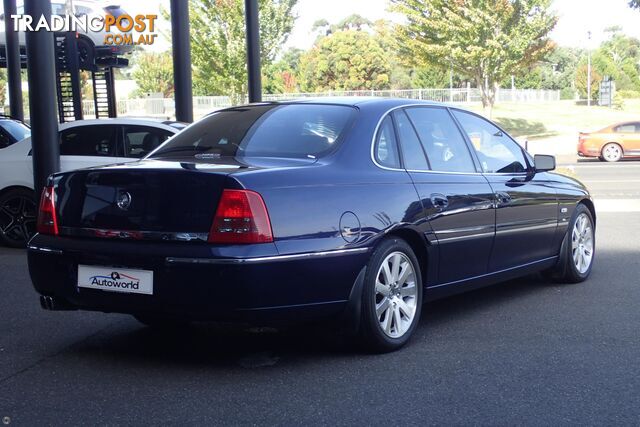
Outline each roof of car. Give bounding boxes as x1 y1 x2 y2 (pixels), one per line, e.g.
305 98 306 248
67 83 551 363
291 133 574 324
59 118 185 130
265 97 445 107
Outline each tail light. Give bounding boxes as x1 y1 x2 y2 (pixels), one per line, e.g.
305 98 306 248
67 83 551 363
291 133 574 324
37 186 59 236
208 189 273 244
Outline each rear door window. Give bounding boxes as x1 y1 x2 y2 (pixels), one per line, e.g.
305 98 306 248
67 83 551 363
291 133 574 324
122 126 173 158
60 125 119 157
405 107 476 173
615 123 640 133
393 110 429 171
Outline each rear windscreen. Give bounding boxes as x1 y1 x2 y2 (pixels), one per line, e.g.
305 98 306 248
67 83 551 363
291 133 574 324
150 104 356 159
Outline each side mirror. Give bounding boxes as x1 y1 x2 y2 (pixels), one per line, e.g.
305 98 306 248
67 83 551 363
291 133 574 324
0 13 5 21
534 154 555 172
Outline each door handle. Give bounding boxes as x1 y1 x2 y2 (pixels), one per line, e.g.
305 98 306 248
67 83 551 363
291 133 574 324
496 191 512 205
430 193 449 210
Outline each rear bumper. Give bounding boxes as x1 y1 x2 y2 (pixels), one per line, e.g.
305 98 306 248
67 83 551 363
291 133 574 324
27 234 369 323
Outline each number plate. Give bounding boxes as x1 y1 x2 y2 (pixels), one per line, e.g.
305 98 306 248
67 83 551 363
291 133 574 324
78 265 154 295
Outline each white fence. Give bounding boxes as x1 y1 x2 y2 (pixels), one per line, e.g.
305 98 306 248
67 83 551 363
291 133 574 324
81 88 560 120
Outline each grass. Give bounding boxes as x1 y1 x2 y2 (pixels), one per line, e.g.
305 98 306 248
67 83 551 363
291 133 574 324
465 99 640 161
469 99 640 138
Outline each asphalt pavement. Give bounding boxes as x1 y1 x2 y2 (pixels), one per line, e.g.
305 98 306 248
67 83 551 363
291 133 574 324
1 162 640 425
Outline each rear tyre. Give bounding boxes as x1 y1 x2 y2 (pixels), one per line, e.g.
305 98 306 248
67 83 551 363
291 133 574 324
358 237 423 353
601 143 623 162
544 204 595 283
0 188 37 248
133 314 191 329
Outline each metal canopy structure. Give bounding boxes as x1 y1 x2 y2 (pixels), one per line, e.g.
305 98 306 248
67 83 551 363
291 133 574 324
3 0 23 121
12 0 263 196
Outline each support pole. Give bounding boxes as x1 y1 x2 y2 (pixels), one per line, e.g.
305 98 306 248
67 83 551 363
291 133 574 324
64 31 83 121
25 0 59 195
3 0 24 120
244 0 262 103
170 0 193 122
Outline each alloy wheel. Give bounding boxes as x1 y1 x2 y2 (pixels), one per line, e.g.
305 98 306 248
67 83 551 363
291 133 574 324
602 144 622 162
571 213 594 274
0 195 37 246
374 251 418 338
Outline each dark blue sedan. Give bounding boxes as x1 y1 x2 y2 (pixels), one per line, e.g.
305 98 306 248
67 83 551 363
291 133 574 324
28 98 596 352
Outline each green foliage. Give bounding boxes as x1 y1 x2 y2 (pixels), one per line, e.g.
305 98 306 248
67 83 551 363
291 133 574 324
391 0 557 111
617 89 640 99
0 70 7 107
560 87 575 100
131 51 175 98
263 48 303 93
613 93 625 110
299 29 391 91
575 64 601 101
189 0 297 100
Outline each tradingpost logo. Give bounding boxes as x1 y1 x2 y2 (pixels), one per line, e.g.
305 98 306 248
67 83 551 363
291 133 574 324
10 12 158 46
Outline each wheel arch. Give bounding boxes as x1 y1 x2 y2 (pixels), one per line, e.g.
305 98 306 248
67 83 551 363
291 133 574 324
579 198 596 227
385 227 429 281
601 141 624 154
0 185 36 199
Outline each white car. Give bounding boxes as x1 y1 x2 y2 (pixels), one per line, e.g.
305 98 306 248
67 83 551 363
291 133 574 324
0 118 185 247
0 1 133 67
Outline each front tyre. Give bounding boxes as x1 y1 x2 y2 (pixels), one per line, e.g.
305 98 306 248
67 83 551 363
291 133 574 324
545 204 595 283
358 238 423 353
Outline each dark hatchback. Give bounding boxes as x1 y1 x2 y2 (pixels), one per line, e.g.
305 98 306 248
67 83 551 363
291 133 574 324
28 98 596 352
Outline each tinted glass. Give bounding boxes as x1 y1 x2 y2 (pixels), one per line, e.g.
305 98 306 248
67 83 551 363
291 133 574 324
123 126 172 158
60 125 119 157
151 104 356 159
393 110 429 170
406 107 476 173
0 120 30 142
615 123 639 133
374 116 401 168
452 110 527 174
0 130 12 149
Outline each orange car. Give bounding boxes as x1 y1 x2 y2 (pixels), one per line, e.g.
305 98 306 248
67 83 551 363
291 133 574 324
578 121 640 162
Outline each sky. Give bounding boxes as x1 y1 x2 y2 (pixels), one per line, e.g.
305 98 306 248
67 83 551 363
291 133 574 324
5 0 640 50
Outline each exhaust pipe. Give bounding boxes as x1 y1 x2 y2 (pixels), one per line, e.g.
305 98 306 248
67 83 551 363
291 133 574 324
39 295 77 311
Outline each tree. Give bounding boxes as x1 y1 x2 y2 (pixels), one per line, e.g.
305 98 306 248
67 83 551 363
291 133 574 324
263 48 303 93
575 64 601 101
630 0 640 9
391 0 558 113
0 70 7 108
298 30 391 92
189 0 297 101
131 51 175 98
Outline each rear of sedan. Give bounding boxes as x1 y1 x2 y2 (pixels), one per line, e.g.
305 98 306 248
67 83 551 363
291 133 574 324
27 103 367 323
578 121 640 161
